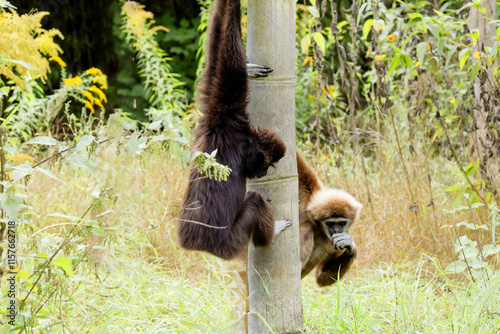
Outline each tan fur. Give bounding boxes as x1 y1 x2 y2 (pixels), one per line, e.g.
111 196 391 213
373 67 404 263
307 188 362 226
297 150 362 286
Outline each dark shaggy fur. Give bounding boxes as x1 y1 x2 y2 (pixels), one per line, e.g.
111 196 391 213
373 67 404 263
177 0 286 260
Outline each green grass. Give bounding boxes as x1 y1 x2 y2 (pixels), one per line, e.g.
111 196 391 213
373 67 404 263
34 250 500 333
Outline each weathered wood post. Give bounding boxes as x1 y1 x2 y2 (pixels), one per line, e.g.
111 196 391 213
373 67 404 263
246 0 304 332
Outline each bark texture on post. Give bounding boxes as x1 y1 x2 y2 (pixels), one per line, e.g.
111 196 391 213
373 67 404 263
246 0 304 333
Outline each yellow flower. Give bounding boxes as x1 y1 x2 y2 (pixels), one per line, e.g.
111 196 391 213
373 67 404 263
82 91 94 104
374 55 386 61
322 84 336 98
427 43 431 51
7 152 35 166
48 56 66 67
474 52 481 60
413 62 420 69
63 76 82 87
89 85 107 102
385 33 398 42
85 67 103 76
302 57 313 67
450 96 455 104
92 74 108 89
94 99 103 108
84 100 95 113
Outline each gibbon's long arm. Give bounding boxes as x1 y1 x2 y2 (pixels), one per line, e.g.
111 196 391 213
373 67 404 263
199 0 248 125
314 245 357 286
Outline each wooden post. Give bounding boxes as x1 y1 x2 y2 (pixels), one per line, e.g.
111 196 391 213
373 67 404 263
246 0 304 333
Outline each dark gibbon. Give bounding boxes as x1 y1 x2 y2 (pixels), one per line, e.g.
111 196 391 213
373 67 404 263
177 0 288 260
297 150 362 286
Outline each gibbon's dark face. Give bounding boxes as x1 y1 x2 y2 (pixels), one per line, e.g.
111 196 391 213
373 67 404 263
324 217 350 237
306 188 362 238
255 167 269 178
254 163 276 178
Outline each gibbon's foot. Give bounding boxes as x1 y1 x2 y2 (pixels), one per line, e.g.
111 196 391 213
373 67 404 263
246 63 273 78
331 233 356 253
274 219 291 235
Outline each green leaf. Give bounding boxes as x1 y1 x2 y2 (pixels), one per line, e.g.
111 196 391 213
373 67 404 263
416 42 427 65
27 136 58 146
308 5 319 18
76 135 95 152
312 32 326 53
469 60 481 81
17 269 31 280
403 54 413 68
445 45 458 67
459 48 471 70
301 35 311 55
13 169 30 182
182 150 190 167
148 120 163 131
5 58 37 70
53 256 74 278
13 162 34 182
363 19 373 39
438 38 445 55
408 13 423 20
483 244 500 257
170 143 181 158
337 20 349 33
433 9 444 17
426 22 440 39
35 167 64 183
47 213 82 221
388 55 401 76
175 136 189 145
68 152 98 174
373 19 385 33
445 184 461 193
0 193 22 220
203 159 210 171
191 151 201 162
444 260 468 274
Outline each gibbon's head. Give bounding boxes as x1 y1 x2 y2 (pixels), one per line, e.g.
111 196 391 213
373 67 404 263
306 188 362 237
253 127 286 166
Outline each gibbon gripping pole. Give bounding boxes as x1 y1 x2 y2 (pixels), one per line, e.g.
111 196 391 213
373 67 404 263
246 0 304 332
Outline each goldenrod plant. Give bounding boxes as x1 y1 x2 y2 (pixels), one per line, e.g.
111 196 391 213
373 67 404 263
121 1 186 124
0 3 63 90
0 1 110 140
